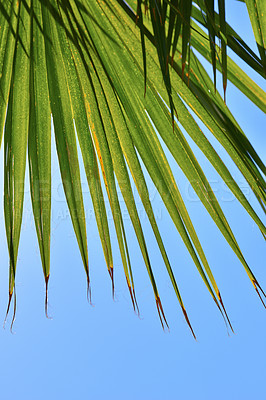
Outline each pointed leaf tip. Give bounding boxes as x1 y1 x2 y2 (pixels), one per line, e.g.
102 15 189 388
45 275 52 319
87 276 92 305
218 292 234 334
3 292 13 329
156 296 169 331
181 306 196 340
253 280 266 308
127 279 140 315
4 291 16 333
109 266 115 299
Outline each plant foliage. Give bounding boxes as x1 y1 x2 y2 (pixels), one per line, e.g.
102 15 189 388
0 0 265 335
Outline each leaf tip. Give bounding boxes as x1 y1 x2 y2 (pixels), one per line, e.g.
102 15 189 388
45 274 52 319
252 279 266 308
218 292 234 334
127 278 140 316
4 290 16 333
181 306 196 340
87 276 92 305
108 266 115 300
156 295 169 331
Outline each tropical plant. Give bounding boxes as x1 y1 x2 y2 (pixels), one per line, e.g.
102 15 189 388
0 0 265 336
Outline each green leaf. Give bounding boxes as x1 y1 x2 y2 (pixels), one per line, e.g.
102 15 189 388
42 2 90 290
28 0 51 315
189 19 266 112
4 0 30 323
245 0 266 72
0 0 19 147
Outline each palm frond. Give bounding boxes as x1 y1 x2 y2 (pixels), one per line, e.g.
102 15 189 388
0 0 265 335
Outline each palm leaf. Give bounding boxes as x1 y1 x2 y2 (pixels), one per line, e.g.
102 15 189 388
0 0 265 335
28 0 51 316
245 0 266 73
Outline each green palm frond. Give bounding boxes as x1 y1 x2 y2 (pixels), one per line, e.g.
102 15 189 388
0 0 265 335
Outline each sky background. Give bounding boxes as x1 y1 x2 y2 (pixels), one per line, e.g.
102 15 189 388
0 2 265 399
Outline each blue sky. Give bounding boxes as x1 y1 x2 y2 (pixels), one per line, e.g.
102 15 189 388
0 2 265 399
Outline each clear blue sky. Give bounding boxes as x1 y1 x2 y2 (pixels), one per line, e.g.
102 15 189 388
0 2 265 399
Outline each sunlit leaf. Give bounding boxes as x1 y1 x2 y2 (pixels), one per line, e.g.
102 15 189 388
0 0 265 333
